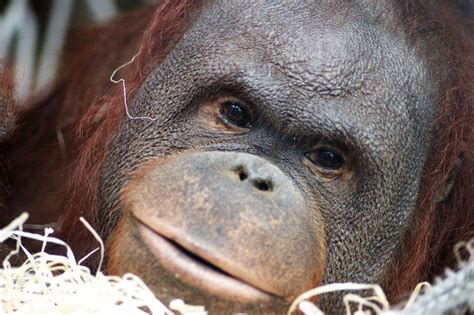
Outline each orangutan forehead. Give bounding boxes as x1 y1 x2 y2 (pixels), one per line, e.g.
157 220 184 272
171 1 437 136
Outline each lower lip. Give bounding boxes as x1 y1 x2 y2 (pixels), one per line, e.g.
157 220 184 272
138 222 274 304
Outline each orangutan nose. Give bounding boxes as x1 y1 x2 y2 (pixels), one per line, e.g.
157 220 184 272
125 151 324 299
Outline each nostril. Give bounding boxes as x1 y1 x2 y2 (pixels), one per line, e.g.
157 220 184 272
239 171 248 181
232 165 248 181
252 179 273 192
232 165 272 191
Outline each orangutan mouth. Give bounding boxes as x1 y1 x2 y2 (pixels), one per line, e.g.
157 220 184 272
136 218 276 304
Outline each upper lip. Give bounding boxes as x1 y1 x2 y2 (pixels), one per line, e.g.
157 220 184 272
134 215 281 304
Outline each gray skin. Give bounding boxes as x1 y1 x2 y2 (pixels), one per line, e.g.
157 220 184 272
101 1 441 313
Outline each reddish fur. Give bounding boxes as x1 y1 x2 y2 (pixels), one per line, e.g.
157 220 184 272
0 66 17 216
0 67 17 134
384 2 474 303
5 0 470 303
58 0 201 257
0 7 157 227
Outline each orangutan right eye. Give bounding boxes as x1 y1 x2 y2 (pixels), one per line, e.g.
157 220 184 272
219 102 254 129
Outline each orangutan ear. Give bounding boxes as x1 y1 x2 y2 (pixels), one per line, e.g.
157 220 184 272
434 155 463 204
0 103 16 142
0 72 17 142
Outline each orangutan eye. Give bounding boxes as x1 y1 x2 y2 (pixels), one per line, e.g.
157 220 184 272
305 148 344 170
219 102 253 128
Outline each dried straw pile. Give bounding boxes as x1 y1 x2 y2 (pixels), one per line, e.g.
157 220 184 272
0 214 204 315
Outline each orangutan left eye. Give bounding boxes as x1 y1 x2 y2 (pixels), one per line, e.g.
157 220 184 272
305 148 345 170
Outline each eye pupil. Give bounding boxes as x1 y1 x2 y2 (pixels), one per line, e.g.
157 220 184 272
220 102 252 128
306 148 344 170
